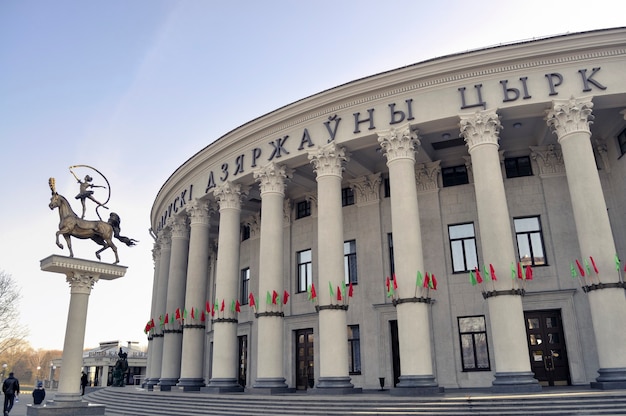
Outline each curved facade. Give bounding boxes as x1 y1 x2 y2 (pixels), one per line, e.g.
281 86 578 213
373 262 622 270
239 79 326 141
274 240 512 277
146 28 626 393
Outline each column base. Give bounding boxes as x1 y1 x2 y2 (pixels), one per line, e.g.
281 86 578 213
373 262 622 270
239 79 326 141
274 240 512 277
157 377 179 391
491 371 542 393
590 368 626 390
202 378 244 393
176 377 206 391
144 379 158 390
390 375 443 396
247 380 296 395
27 401 105 416
310 376 361 394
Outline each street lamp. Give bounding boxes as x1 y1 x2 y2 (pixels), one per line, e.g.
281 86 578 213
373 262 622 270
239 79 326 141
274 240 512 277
37 365 41 383
1 363 7 380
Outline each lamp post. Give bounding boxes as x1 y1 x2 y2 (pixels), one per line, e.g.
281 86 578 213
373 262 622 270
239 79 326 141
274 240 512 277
37 365 41 383
1 363 7 380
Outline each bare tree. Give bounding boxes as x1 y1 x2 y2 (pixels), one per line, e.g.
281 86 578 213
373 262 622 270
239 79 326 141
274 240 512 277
0 270 28 356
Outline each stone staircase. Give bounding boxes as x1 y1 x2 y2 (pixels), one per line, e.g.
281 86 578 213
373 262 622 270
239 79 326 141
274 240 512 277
86 386 626 415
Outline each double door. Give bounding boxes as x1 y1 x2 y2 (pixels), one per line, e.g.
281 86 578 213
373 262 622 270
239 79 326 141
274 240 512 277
295 328 314 390
524 310 571 386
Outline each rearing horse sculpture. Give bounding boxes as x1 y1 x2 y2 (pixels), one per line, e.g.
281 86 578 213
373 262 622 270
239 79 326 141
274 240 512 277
48 178 135 264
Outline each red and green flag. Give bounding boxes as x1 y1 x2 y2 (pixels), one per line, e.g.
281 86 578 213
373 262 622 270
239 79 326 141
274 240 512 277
615 254 621 271
336 286 342 301
272 290 279 305
590 256 599 274
220 299 225 312
416 271 424 287
249 292 256 308
206 301 211 315
475 267 483 284
308 284 317 302
190 308 195 320
200 311 206 322
393 274 398 291
525 265 533 280
423 272 430 288
329 282 335 298
575 259 586 277
164 313 169 325
266 291 272 305
570 262 578 278
430 274 438 290
510 262 516 280
175 308 181 322
283 290 289 305
230 300 235 312
348 281 354 297
341 281 347 299
235 300 241 313
489 264 498 281
584 258 591 276
469 270 478 286
517 262 523 280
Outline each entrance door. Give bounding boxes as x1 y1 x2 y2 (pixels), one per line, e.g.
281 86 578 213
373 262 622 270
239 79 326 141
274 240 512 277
390 320 400 387
524 310 571 386
238 335 248 387
295 328 314 390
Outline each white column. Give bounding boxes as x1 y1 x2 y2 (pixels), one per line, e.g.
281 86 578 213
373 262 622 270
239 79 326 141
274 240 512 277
252 162 292 391
100 365 109 386
208 182 245 392
179 199 212 391
144 240 161 387
146 228 171 389
378 124 439 393
308 142 355 391
159 215 190 390
459 109 540 392
55 274 97 402
546 97 626 388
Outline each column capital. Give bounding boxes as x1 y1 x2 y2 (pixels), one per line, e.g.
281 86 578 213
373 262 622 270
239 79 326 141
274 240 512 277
530 145 565 176
66 273 98 295
349 173 382 205
168 214 189 240
213 182 247 211
377 123 419 163
415 161 441 193
157 227 172 248
308 142 349 178
186 198 212 226
459 109 502 150
253 162 293 196
545 96 594 140
152 242 161 265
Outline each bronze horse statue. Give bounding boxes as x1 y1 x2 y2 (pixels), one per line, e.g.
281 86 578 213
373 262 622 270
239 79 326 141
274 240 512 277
48 178 136 264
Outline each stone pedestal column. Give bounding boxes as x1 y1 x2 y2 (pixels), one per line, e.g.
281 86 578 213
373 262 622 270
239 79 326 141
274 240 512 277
146 228 171 390
378 124 440 395
308 142 357 393
207 182 245 392
459 109 540 392
33 255 125 415
546 97 626 389
178 199 212 391
143 241 161 387
159 215 190 390
252 162 293 393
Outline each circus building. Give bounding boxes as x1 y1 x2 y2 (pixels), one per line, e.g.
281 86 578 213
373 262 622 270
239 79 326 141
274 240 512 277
144 28 626 395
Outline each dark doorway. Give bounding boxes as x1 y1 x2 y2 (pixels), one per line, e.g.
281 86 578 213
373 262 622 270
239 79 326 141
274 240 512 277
524 309 571 386
238 335 247 387
295 328 314 390
390 320 400 387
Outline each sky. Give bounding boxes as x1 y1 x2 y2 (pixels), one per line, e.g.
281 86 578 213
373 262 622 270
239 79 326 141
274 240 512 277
0 0 622 351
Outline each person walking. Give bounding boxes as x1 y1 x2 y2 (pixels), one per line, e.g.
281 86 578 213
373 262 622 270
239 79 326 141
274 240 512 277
32 381 45 405
2 372 20 416
80 372 88 396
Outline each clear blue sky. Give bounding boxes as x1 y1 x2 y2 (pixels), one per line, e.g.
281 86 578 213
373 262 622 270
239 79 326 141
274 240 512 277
0 0 621 351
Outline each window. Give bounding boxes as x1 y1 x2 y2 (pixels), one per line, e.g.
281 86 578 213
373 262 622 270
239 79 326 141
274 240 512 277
383 177 391 198
241 225 251 241
348 325 361 374
344 240 358 284
442 165 469 187
296 200 311 219
297 249 313 293
458 316 490 371
449 223 478 273
387 233 395 276
240 268 250 305
618 127 626 156
505 156 533 178
341 187 355 206
514 216 547 266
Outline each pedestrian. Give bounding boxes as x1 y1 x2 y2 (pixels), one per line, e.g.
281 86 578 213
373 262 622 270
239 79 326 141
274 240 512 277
80 372 88 395
2 372 20 416
32 381 45 405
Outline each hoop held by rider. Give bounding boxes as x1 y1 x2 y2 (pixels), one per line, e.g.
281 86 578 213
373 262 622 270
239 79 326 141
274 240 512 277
71 172 108 219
